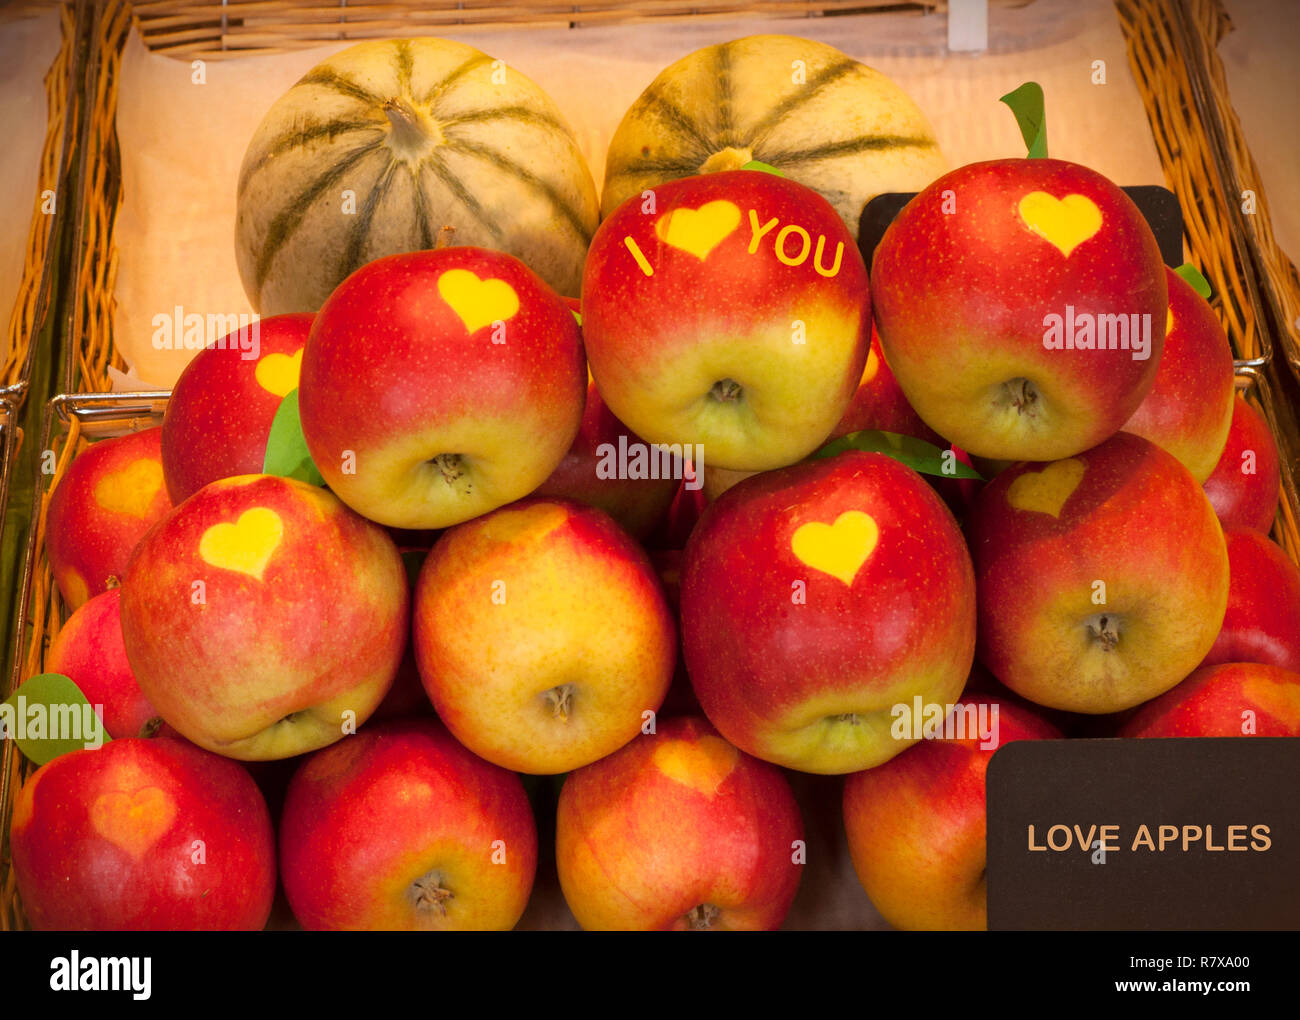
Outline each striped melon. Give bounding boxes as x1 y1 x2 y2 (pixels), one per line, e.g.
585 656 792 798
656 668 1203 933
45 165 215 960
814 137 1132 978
236 38 599 314
601 35 947 237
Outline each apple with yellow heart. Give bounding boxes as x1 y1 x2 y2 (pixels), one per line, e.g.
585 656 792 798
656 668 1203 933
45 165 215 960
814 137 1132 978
681 449 976 774
120 474 408 760
872 158 1167 461
162 313 313 504
11 736 276 930
556 716 803 930
582 168 870 473
46 427 173 610
298 247 586 530
966 432 1229 713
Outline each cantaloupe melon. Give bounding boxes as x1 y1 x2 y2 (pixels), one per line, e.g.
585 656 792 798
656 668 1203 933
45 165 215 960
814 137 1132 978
236 38 599 314
601 35 948 237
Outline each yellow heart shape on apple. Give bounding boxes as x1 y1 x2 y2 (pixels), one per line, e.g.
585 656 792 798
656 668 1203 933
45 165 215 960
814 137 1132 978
254 348 303 398
90 786 177 859
199 506 284 580
655 200 742 260
1017 192 1103 258
652 736 739 796
437 268 520 334
791 510 880 587
1007 458 1087 517
93 458 164 518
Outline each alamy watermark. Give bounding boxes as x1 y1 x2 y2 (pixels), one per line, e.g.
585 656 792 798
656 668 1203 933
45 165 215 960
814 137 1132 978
1042 306 1153 361
151 306 260 360
595 436 703 491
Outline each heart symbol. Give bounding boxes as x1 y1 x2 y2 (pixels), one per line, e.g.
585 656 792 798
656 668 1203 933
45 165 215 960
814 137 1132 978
90 787 177 859
93 458 164 518
652 736 739 796
199 506 284 580
437 269 519 334
1017 192 1103 257
791 510 879 587
1006 458 1087 518
1166 307 1174 337
254 348 303 398
655 200 742 260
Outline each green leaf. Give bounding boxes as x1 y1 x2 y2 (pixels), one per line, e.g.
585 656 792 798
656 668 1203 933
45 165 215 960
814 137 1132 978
1174 262 1212 300
571 309 582 326
263 389 325 487
740 160 785 177
999 82 1048 159
810 430 985 480
0 673 109 766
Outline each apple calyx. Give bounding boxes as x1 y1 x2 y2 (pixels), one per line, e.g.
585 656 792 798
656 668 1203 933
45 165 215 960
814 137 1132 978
699 147 753 174
686 903 721 930
382 99 443 161
409 869 454 916
545 683 576 722
709 379 743 404
1085 613 1121 652
997 378 1040 418
832 713 862 726
430 453 466 486
139 716 163 738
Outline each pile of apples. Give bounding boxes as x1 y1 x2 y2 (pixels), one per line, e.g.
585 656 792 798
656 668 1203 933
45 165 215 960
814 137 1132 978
12 151 1300 932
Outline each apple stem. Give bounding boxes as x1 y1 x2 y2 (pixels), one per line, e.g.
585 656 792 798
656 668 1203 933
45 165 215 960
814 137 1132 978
545 683 575 722
686 903 721 929
709 379 743 404
435 225 456 250
410 870 454 916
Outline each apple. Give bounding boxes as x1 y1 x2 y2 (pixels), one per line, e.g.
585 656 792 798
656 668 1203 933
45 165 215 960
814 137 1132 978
413 497 675 774
1121 267 1234 481
842 695 1061 930
1203 392 1281 534
10 736 276 930
46 427 173 610
966 432 1229 714
161 313 313 504
680 449 976 774
279 718 537 930
535 373 680 540
582 168 869 472
120 474 408 760
298 247 586 530
1201 527 1300 671
555 716 803 930
44 587 160 740
872 158 1167 462
1117 662 1300 737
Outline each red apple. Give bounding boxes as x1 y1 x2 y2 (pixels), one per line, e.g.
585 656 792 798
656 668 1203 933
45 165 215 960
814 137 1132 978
298 247 585 529
535 374 680 540
582 168 869 472
279 718 537 930
1117 662 1300 737
414 497 675 774
44 587 160 740
966 432 1229 713
1203 393 1281 534
681 450 976 774
1121 267 1234 481
843 696 1061 930
872 158 1167 461
1202 527 1300 671
46 427 173 610
120 474 408 760
161 313 313 504
10 736 276 930
555 716 803 930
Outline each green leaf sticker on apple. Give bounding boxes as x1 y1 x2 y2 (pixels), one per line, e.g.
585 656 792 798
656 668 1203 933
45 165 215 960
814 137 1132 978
810 430 984 480
1174 262 1213 300
1000 82 1048 159
263 388 326 487
0 673 109 765
740 160 785 177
